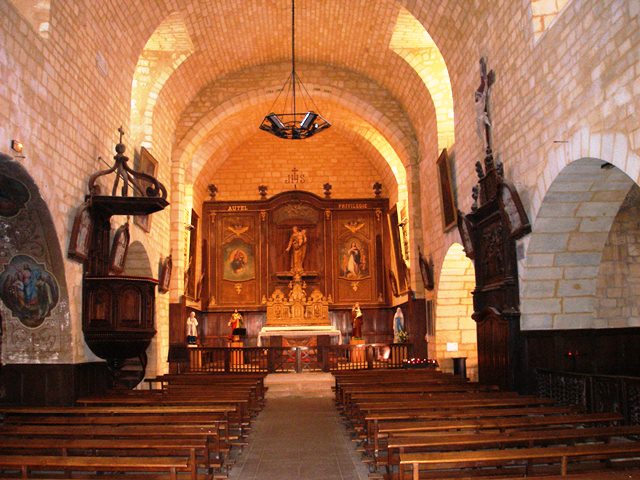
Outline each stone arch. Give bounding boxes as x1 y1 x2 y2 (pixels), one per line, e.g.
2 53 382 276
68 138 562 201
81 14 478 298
129 11 194 148
521 158 636 329
389 6 454 150
435 243 477 380
122 241 153 278
0 154 71 364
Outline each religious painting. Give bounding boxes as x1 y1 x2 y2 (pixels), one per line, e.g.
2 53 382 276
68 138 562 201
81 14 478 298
339 237 370 280
133 147 158 233
0 174 30 218
418 247 434 291
223 238 255 282
457 211 475 259
158 255 172 294
437 148 458 232
109 223 130 274
499 182 531 239
68 202 92 262
0 254 60 328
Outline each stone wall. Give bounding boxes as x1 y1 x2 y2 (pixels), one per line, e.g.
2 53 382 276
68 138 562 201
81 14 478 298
595 185 640 327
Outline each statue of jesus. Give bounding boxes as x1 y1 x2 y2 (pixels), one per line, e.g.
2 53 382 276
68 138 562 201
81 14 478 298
285 226 307 273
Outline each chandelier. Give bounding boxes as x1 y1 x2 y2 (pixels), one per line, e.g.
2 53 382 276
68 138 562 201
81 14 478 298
260 0 331 140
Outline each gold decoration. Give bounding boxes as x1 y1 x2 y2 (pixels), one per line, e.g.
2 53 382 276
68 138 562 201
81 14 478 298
234 283 242 294
210 212 216 223
351 281 360 292
260 210 267 221
227 224 249 237
344 220 365 234
265 274 330 326
375 208 382 221
325 209 331 220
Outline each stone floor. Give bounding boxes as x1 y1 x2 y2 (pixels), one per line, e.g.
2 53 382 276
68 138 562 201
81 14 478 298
228 372 370 480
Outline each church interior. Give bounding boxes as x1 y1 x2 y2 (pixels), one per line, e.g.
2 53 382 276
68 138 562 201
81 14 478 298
1 0 640 478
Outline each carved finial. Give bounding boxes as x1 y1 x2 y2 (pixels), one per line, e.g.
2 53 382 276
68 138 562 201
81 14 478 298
323 182 332 198
258 184 268 199
208 184 218 200
373 182 383 198
475 161 485 180
471 185 479 211
496 159 504 178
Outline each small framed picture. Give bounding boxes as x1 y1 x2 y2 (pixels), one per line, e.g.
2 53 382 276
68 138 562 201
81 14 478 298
68 202 93 262
109 223 130 274
133 146 158 233
158 254 172 294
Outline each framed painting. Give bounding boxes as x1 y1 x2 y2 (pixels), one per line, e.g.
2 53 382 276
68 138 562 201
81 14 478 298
133 146 158 232
158 254 172 293
499 182 531 240
222 238 255 282
418 247 434 291
109 223 130 274
457 210 475 259
436 148 458 232
68 202 92 262
339 237 370 280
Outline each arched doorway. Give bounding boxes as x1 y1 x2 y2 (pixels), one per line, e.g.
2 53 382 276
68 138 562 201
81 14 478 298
435 243 478 380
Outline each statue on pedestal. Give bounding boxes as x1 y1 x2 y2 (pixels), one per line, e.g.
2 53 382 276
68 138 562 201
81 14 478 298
351 302 363 339
186 311 198 345
228 309 244 338
285 226 307 273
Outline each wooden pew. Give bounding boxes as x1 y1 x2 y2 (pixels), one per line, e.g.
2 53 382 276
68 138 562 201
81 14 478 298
399 442 640 479
0 438 208 479
0 454 190 479
387 425 640 472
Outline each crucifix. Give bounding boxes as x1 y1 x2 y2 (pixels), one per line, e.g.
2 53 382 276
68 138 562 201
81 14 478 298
475 57 496 155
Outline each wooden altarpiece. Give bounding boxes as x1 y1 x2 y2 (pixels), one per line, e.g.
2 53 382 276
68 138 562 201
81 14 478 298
78 129 168 387
458 58 531 391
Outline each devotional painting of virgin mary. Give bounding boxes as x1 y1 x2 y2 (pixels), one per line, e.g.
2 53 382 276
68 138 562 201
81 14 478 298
339 237 370 280
223 238 255 282
0 254 60 328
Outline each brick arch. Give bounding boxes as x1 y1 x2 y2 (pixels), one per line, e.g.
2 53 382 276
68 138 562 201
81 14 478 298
435 243 478 381
521 157 637 330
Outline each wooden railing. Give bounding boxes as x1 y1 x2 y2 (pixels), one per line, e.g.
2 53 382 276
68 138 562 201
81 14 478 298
173 343 412 374
536 369 640 425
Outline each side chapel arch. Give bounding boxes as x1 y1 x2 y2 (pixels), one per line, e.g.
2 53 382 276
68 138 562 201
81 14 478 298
435 243 478 380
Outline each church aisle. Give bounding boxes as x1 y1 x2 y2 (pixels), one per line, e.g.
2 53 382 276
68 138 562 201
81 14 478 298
229 372 369 480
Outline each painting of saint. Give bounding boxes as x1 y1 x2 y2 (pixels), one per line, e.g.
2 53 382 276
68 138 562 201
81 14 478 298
339 238 370 280
223 238 255 282
0 255 60 328
0 175 30 218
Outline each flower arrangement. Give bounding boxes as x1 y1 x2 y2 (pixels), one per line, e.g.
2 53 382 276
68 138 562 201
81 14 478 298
396 330 409 343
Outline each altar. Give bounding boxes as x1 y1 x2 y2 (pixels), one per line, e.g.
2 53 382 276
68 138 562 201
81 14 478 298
258 273 341 346
257 325 342 346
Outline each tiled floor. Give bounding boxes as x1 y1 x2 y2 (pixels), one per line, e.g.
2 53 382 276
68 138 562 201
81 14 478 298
229 372 370 480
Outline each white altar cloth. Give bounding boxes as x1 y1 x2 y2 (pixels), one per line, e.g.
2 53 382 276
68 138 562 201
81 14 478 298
257 325 342 346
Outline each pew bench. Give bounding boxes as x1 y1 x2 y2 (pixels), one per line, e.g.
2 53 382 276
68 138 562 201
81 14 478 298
399 441 640 479
0 455 191 480
386 425 640 470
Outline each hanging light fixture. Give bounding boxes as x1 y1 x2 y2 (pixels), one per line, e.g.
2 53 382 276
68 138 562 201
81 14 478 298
260 0 331 140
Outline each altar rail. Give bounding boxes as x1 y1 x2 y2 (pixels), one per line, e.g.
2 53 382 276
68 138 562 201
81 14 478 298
171 343 412 374
536 369 640 425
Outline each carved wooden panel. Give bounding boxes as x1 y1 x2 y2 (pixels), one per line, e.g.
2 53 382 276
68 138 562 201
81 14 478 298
332 210 377 304
204 191 389 311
